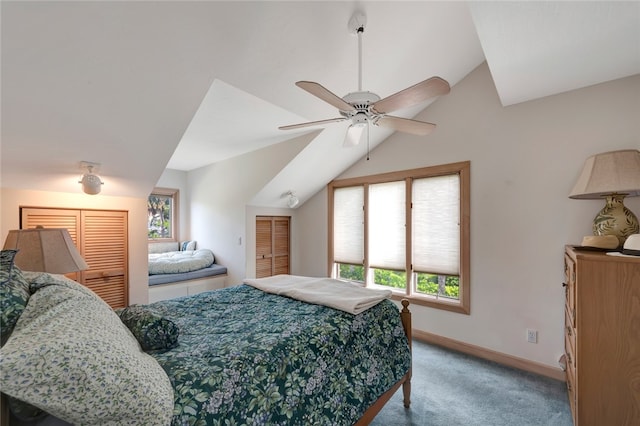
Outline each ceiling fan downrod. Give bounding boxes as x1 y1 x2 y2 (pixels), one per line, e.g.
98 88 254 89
357 25 363 92
348 11 367 92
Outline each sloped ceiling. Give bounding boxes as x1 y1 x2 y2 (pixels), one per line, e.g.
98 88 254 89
469 1 640 106
1 1 638 207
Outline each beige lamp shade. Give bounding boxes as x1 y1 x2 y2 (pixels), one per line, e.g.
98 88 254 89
3 228 89 273
569 149 640 199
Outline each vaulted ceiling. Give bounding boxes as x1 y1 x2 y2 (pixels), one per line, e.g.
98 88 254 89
2 1 638 206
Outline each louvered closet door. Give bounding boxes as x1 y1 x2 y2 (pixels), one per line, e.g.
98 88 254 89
256 217 273 278
256 216 290 278
20 207 128 309
79 210 128 309
273 217 290 275
21 207 82 282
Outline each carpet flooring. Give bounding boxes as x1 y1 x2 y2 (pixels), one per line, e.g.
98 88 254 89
371 340 573 426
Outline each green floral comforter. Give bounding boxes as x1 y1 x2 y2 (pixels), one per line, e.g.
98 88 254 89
149 284 411 426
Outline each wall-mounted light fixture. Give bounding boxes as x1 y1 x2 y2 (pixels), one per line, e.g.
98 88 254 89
286 191 300 208
79 161 103 195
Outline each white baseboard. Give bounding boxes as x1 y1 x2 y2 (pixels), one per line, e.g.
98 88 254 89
412 329 566 382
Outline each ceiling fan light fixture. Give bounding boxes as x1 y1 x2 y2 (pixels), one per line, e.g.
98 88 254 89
344 124 365 147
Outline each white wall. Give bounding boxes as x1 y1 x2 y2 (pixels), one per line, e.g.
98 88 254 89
0 188 150 304
294 189 328 277
296 63 640 369
185 136 309 285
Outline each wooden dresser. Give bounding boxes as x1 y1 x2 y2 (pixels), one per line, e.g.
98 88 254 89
563 245 640 425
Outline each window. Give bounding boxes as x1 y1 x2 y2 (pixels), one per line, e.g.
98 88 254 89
328 161 470 314
148 188 179 241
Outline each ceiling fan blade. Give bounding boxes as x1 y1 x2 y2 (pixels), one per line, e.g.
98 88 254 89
296 81 356 112
372 77 450 114
343 124 366 147
278 117 347 131
375 116 436 136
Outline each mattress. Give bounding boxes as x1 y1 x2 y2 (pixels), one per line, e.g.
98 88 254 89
148 249 215 275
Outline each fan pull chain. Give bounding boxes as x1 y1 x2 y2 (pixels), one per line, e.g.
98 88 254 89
366 120 370 161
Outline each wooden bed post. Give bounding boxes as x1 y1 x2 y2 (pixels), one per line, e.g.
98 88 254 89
400 299 412 408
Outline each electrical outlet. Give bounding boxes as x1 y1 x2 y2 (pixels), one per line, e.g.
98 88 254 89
527 329 538 343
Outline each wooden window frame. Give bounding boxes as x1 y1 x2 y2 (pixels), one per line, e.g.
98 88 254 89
328 161 470 314
148 187 179 242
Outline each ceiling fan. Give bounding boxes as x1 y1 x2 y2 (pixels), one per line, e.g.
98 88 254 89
279 12 451 147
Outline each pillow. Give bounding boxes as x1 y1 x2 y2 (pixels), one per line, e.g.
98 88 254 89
0 249 17 282
0 250 30 346
0 272 174 425
148 241 179 254
181 240 196 251
118 304 179 352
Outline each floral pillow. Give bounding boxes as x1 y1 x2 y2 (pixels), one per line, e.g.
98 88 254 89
0 250 30 346
118 304 179 352
0 272 174 425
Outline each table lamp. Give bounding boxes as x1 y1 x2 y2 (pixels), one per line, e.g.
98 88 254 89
3 227 89 273
569 149 640 247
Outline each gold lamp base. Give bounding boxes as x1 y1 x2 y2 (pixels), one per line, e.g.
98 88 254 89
592 194 639 247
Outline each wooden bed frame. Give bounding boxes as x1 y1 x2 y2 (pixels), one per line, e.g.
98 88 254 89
355 299 412 425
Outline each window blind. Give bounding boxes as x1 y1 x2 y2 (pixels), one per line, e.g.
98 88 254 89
333 186 364 265
412 174 460 276
369 181 406 270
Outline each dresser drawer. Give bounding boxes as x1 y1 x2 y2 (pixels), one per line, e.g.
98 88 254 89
566 355 577 422
564 333 577 386
564 253 576 328
564 307 577 373
564 305 577 425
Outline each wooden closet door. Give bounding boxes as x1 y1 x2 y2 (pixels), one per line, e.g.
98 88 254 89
79 210 128 309
256 217 274 278
273 217 290 275
256 216 290 278
20 207 128 309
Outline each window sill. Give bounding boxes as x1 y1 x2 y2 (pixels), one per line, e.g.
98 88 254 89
389 293 470 315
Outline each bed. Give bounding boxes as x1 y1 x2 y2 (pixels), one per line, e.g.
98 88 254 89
0 252 412 426
148 242 228 302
